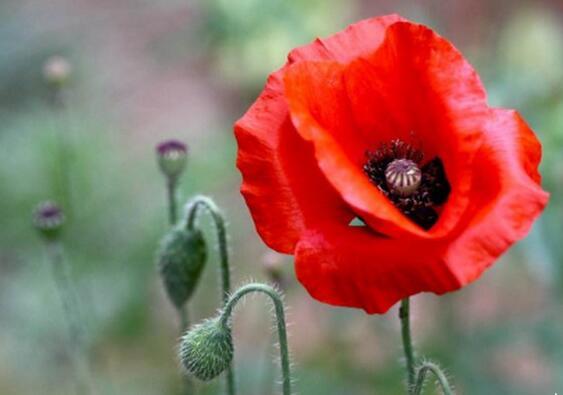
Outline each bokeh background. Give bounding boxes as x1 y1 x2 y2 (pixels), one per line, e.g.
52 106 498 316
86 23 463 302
1 0 562 394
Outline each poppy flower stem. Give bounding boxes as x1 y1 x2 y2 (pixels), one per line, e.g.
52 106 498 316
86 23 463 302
219 283 292 395
185 196 234 395
412 361 454 395
399 298 416 389
45 241 95 394
400 299 456 395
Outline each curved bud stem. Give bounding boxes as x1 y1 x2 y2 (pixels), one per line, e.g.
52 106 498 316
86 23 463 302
400 298 416 388
185 195 231 304
412 361 454 395
220 283 292 395
184 195 234 395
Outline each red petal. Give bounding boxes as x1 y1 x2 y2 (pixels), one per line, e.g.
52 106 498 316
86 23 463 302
235 15 403 252
294 223 458 314
235 70 351 253
288 14 404 63
443 109 549 283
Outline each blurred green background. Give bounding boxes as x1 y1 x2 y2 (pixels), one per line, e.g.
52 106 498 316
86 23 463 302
1 0 562 394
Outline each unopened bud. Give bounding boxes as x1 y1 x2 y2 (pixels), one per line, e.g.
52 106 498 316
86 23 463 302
156 140 188 180
179 317 233 381
157 227 207 310
43 56 72 86
33 201 65 240
262 250 285 288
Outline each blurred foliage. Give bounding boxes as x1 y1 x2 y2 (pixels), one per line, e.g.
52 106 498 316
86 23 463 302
0 0 562 395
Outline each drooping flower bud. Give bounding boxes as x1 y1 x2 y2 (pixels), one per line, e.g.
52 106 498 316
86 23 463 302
179 317 234 381
157 227 207 310
43 56 72 87
33 201 65 241
156 140 188 181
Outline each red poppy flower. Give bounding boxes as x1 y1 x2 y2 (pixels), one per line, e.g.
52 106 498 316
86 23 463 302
234 15 549 313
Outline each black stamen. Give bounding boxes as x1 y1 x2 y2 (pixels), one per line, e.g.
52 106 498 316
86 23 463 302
363 139 450 230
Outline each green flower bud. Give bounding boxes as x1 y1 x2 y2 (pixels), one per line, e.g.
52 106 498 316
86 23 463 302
156 140 188 180
179 317 233 381
157 227 207 310
33 201 65 241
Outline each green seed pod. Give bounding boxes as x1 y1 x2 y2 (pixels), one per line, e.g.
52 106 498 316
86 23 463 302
179 317 233 381
157 227 207 310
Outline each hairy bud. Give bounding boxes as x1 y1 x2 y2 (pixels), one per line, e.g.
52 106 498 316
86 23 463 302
157 227 207 310
179 317 233 381
156 140 188 180
33 201 65 240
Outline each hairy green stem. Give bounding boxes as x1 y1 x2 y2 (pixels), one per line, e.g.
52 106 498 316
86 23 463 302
46 242 94 394
220 283 291 395
185 195 233 395
185 196 231 303
400 298 416 389
413 361 454 395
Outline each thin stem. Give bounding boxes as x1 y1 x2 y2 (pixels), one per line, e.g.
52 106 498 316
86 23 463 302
185 196 231 304
46 242 94 394
167 178 179 225
400 298 416 389
220 283 291 395
225 367 235 395
413 362 454 395
177 278 194 395
48 84 74 219
185 196 234 395
178 306 190 332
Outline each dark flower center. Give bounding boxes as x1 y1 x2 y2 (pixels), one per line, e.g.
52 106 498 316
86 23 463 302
33 201 65 231
363 139 450 230
37 202 62 220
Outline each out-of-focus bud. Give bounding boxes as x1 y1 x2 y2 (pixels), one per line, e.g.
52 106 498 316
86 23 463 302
43 56 72 87
157 227 207 310
33 201 65 241
156 140 188 181
179 317 233 381
262 250 285 288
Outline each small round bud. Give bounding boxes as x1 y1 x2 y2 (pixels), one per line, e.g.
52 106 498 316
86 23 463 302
157 227 207 310
156 140 188 180
43 56 72 86
262 250 285 287
385 159 421 197
179 317 233 381
33 201 65 240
